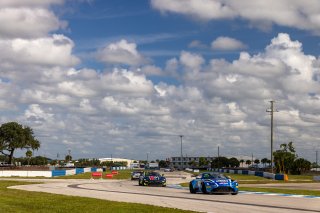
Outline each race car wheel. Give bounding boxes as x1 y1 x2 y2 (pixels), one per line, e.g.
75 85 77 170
189 183 196 194
231 192 238 195
162 183 166 187
201 183 208 194
138 180 142 186
143 181 148 186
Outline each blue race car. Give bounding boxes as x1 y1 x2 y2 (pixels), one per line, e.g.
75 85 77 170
138 171 166 187
189 172 238 195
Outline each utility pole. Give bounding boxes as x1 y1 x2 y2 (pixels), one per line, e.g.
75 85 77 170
266 100 277 173
316 150 318 169
179 135 183 169
252 153 253 166
218 146 220 169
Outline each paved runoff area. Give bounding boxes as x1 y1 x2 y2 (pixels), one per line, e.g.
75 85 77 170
6 172 320 213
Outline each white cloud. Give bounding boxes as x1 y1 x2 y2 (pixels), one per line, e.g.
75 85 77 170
140 65 163 76
188 40 207 49
211 36 247 50
0 5 66 38
0 0 64 7
97 39 146 66
151 0 320 33
0 34 80 67
179 51 204 70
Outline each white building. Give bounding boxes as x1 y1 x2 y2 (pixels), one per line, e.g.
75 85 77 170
99 158 136 168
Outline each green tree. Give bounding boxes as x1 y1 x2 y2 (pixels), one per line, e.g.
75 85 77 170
211 157 229 168
229 157 240 167
291 158 311 175
261 158 268 167
254 159 260 165
273 142 296 174
65 155 72 162
245 160 251 167
25 150 32 166
0 122 40 164
158 160 169 168
199 157 209 167
239 159 244 167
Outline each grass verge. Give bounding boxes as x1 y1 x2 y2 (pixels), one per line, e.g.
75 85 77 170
239 187 320 196
55 170 132 180
0 180 195 213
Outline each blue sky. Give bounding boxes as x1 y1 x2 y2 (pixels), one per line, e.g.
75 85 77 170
0 0 319 162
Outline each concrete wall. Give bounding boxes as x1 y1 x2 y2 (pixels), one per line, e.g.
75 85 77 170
0 167 94 178
0 170 52 177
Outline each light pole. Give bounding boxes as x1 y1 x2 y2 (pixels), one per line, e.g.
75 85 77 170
179 135 183 169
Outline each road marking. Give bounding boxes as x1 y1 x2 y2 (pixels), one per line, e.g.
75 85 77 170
167 184 320 199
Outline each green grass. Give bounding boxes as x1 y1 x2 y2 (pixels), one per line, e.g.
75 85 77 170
0 180 195 213
239 187 320 196
55 170 132 180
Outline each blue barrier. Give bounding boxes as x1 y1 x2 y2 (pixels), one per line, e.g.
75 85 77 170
91 168 97 172
234 170 238 174
52 170 66 177
242 170 249 175
255 171 264 177
76 168 84 174
275 174 285 180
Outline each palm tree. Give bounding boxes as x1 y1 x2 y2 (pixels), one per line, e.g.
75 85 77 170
261 158 268 168
240 159 244 167
26 150 32 166
245 160 251 167
267 159 271 166
254 159 260 165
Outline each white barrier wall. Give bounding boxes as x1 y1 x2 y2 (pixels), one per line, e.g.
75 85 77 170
0 170 52 177
314 176 320 181
84 168 91 173
263 172 275 179
65 169 76 176
96 168 103 172
248 171 255 175
229 170 234 174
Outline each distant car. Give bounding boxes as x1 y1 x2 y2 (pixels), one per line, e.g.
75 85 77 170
189 172 238 195
131 171 144 180
139 171 166 187
164 168 173 172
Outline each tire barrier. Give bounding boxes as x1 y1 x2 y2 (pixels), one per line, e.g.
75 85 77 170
91 172 103 179
106 174 113 179
111 170 119 175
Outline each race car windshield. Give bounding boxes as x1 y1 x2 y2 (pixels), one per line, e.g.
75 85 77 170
202 173 226 179
146 172 160 176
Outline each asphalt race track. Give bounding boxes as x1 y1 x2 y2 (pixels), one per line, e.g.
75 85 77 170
9 177 320 213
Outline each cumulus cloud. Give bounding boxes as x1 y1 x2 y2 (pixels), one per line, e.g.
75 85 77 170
211 36 247 50
0 34 80 67
179 51 204 70
97 39 146 66
0 2 66 38
151 0 320 33
0 0 319 161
